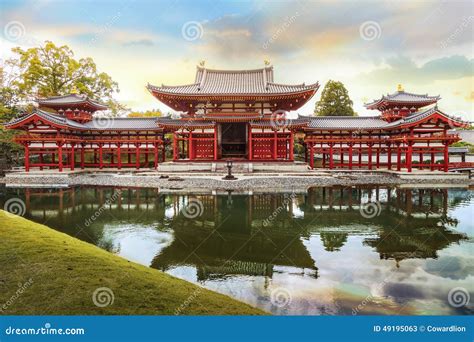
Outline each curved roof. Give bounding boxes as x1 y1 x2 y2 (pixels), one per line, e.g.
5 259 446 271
365 90 440 109
148 66 319 96
305 107 467 131
5 110 162 131
37 94 108 111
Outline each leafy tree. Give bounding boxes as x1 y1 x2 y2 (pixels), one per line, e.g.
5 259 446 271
128 109 162 118
314 80 356 116
8 41 120 113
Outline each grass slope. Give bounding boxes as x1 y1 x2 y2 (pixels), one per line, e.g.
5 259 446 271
0 211 265 315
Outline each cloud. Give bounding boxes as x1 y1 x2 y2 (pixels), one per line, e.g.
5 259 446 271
123 39 154 47
358 55 474 85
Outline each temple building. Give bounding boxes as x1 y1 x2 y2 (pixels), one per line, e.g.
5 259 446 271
4 64 469 172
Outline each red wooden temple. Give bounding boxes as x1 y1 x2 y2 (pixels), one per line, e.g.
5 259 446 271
5 65 469 172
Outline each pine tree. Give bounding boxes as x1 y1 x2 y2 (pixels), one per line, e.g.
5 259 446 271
314 80 356 116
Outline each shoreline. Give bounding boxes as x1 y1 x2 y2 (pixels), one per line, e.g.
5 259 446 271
0 210 266 315
1 170 472 192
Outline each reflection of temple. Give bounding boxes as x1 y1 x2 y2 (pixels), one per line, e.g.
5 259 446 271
152 194 318 280
3 186 469 276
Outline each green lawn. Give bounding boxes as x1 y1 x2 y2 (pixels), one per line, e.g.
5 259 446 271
0 210 266 315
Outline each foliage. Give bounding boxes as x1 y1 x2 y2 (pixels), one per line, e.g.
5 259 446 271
0 211 266 315
314 80 356 116
128 109 162 118
452 141 474 153
9 41 119 100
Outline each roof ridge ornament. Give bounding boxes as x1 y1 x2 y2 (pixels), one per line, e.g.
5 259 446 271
397 84 404 92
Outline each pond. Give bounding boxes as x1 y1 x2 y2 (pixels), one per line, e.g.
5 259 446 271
1 185 473 315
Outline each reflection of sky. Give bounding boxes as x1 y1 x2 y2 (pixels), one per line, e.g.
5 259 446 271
92 192 474 315
9 187 474 315
100 223 174 265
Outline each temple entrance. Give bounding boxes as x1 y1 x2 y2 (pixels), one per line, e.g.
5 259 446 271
220 123 247 159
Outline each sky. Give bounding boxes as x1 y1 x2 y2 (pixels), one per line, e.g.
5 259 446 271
0 0 473 120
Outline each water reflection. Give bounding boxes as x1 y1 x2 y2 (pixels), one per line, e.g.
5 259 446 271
1 186 472 315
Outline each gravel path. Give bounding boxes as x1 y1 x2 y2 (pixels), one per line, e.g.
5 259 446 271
1 171 471 192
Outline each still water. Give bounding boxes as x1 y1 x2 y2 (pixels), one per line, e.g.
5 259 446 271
1 186 473 315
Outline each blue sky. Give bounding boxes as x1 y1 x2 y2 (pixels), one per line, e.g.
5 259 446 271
1 0 473 119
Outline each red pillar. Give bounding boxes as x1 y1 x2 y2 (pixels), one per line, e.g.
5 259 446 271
431 152 435 171
173 133 178 160
273 130 278 160
117 144 122 169
24 144 30 172
387 144 392 170
154 144 158 169
39 153 43 170
376 146 380 169
348 144 353 170
248 126 253 161
329 144 334 169
358 142 362 167
407 143 413 172
310 144 314 169
189 131 194 160
443 143 449 172
397 144 401 171
136 144 140 169
58 144 63 172
99 144 103 169
289 131 294 161
80 145 85 169
70 144 75 171
368 144 372 170
214 125 218 161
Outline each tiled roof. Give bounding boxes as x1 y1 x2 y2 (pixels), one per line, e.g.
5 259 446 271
148 66 319 95
5 110 163 131
37 94 108 111
365 90 440 109
307 116 388 130
305 107 467 131
250 118 310 128
156 117 214 129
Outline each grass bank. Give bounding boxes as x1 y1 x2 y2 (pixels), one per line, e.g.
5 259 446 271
0 210 265 315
